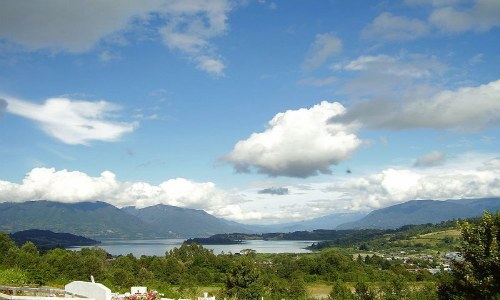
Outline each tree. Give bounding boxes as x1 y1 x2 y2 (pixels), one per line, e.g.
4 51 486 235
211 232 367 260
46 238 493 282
329 280 354 300
354 282 375 300
438 211 500 299
0 233 17 265
224 256 264 300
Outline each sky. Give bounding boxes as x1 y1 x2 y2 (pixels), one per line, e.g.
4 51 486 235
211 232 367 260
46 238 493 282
0 0 499 224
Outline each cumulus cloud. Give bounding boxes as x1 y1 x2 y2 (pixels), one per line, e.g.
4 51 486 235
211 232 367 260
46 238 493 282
0 168 238 212
302 33 342 71
362 12 429 41
0 0 232 75
337 79 500 130
334 157 500 211
224 101 362 178
2 155 498 224
4 95 137 145
430 0 500 33
414 151 447 167
258 187 289 195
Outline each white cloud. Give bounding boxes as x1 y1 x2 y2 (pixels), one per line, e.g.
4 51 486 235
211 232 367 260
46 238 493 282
429 0 500 33
362 12 429 41
4 95 137 145
414 151 447 167
0 168 119 203
224 101 362 178
1 155 498 224
302 33 342 71
0 168 239 213
0 0 232 75
335 157 500 211
338 79 500 130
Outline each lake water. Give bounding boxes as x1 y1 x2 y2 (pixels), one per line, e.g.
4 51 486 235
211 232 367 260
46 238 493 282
69 239 316 257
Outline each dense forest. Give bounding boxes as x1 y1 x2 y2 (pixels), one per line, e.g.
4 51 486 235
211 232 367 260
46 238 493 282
1 211 499 299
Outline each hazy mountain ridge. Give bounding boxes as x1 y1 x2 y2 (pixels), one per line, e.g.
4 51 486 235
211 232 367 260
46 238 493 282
122 204 257 237
253 212 368 232
337 197 500 229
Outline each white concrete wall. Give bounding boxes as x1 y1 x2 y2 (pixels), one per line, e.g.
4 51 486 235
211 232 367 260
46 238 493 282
65 281 111 300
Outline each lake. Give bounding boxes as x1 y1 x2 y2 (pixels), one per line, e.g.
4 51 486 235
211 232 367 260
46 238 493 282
69 239 316 256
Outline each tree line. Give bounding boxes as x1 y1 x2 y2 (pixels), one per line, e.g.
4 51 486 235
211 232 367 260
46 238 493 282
0 211 499 299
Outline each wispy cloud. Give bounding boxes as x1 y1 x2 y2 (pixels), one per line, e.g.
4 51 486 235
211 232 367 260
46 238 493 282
362 12 429 41
298 76 337 87
158 0 231 76
335 53 447 96
302 33 342 71
4 95 137 145
414 151 447 167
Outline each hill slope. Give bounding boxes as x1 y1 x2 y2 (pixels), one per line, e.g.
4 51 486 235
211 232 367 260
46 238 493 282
0 201 163 239
337 198 500 229
122 204 256 237
9 229 100 249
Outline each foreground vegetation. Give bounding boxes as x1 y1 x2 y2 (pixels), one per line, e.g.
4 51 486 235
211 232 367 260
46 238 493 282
0 211 499 299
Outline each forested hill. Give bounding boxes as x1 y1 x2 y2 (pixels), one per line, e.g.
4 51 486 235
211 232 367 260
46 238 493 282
0 200 163 239
337 197 500 229
0 200 257 239
9 229 100 249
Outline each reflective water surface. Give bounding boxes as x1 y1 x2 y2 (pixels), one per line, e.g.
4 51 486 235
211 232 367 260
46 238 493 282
69 239 316 256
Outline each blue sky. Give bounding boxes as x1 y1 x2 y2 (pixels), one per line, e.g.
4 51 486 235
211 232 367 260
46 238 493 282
0 0 499 224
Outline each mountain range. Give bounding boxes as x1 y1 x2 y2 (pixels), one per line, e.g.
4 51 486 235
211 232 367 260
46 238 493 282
1 197 499 239
337 197 500 229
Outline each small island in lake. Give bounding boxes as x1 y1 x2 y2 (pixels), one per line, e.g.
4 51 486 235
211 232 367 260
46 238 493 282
184 234 245 245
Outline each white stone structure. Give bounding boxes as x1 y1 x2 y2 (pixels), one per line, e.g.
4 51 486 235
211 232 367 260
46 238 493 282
65 281 111 300
197 292 215 300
